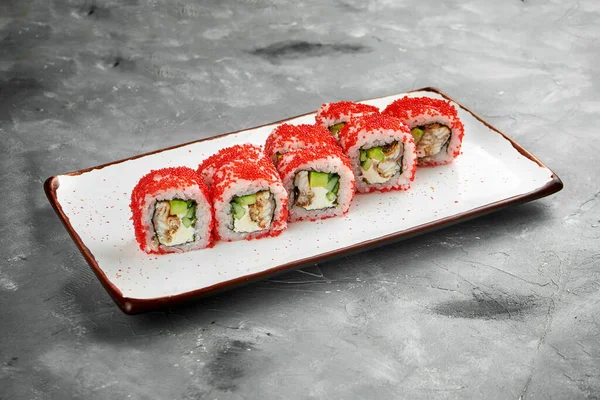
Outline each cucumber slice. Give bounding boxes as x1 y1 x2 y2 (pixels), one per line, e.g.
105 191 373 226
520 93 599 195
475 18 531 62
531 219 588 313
332 181 340 195
234 193 257 206
309 171 330 188
326 175 339 192
231 202 246 219
169 199 188 215
185 205 196 219
182 217 196 228
359 149 367 162
411 127 424 143
366 147 385 161
326 191 337 202
328 122 345 135
361 158 373 171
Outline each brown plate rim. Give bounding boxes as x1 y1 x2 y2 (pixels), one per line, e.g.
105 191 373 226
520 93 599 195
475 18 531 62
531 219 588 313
43 87 564 314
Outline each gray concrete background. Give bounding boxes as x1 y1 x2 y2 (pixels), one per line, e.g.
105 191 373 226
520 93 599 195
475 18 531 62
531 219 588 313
1 0 598 399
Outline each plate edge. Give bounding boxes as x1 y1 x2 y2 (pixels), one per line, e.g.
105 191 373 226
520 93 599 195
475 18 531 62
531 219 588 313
44 176 129 311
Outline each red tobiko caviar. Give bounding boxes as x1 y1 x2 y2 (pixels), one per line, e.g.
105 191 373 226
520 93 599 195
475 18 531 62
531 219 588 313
315 101 380 127
264 123 339 162
130 167 206 213
197 144 263 186
383 96 458 119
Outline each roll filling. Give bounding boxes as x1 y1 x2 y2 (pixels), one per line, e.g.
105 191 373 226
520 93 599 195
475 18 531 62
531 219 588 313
411 123 451 158
294 171 340 210
230 190 275 233
359 141 403 184
327 122 346 139
152 199 197 246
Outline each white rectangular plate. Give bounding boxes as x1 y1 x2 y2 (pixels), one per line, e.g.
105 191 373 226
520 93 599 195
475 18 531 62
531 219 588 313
45 88 563 314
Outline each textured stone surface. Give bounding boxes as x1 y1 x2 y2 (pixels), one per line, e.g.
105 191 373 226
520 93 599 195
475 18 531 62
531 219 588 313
1 0 599 399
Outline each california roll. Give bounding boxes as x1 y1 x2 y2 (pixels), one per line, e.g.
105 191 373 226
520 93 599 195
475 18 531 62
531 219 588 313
382 96 464 166
339 114 417 193
130 167 213 254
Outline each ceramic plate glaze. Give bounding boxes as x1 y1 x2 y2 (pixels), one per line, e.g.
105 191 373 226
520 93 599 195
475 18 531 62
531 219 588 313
45 88 563 314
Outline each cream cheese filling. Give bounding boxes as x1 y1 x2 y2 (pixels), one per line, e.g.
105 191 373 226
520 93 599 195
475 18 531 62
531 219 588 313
233 204 262 233
166 223 195 246
362 163 390 184
303 186 335 210
154 202 195 246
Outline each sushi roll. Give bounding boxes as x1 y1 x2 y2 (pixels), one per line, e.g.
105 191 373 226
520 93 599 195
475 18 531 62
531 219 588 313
130 167 213 254
339 114 417 193
382 96 465 166
204 146 288 241
278 145 355 222
315 101 380 140
264 123 338 166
